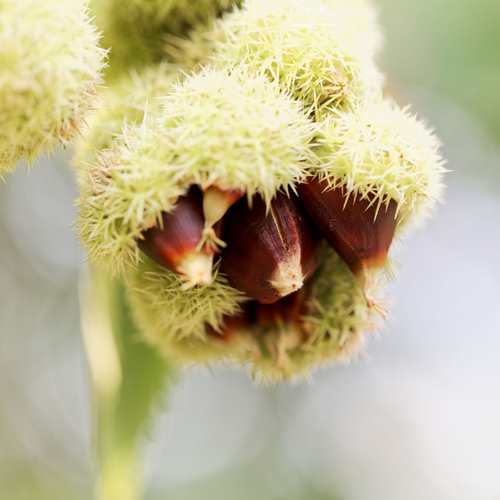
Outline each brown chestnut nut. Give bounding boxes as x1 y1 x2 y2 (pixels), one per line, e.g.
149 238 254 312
297 177 398 303
220 192 321 304
138 185 214 289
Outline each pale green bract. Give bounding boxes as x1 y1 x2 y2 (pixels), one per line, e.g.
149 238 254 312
0 0 106 176
76 67 315 274
76 122 189 274
164 0 383 76
75 65 183 275
312 98 446 220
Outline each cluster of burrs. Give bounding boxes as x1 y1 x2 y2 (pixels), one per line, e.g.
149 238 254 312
0 0 106 176
74 0 445 382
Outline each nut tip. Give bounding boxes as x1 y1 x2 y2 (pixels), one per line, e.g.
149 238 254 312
178 252 214 291
353 263 382 297
270 254 304 299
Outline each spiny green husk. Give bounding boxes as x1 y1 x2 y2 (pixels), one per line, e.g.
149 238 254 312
0 0 106 176
74 63 181 168
76 67 315 273
126 258 246 344
311 98 446 220
195 0 384 118
158 67 315 197
100 0 240 26
90 0 242 76
165 0 384 76
76 122 189 274
126 245 377 384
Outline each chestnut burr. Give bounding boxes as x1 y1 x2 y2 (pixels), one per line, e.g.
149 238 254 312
220 192 321 304
138 185 214 289
297 177 398 303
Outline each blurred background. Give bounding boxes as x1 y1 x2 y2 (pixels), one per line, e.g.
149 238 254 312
1 0 500 498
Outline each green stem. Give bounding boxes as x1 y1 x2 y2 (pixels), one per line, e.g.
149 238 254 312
80 266 176 500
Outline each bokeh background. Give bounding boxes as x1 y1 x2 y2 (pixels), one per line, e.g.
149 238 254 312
1 0 500 498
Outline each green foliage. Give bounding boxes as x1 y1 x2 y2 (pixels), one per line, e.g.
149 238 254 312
0 0 106 176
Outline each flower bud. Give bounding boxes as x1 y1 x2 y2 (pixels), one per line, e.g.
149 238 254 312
298 177 398 303
138 185 214 290
220 192 321 304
